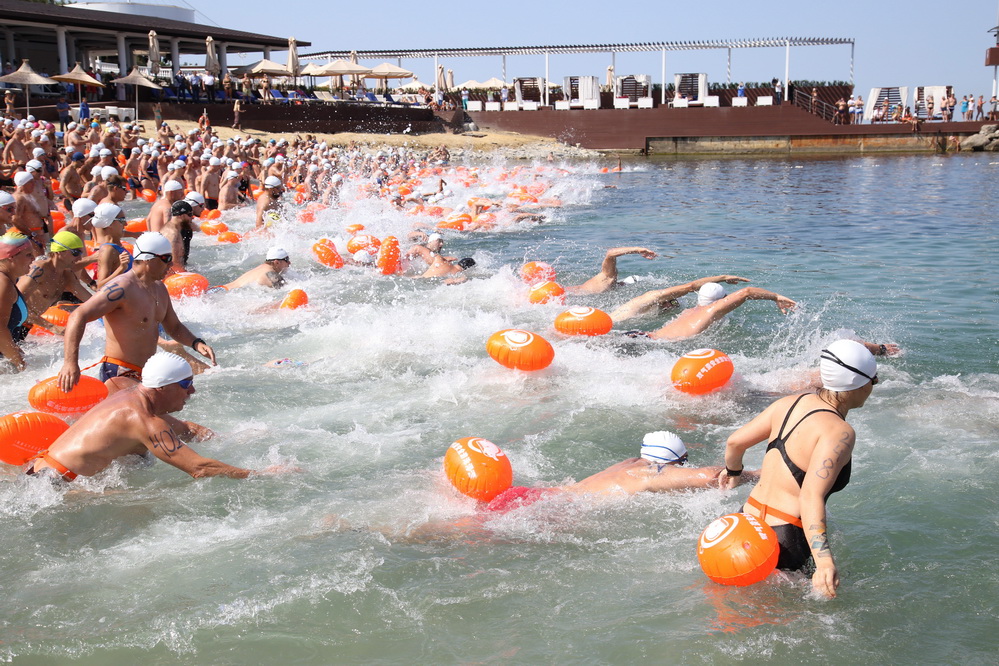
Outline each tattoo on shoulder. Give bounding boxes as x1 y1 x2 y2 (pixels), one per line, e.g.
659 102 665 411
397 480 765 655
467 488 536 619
103 282 126 302
150 429 185 456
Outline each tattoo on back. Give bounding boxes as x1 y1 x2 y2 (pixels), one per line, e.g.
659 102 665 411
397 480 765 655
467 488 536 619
150 429 185 456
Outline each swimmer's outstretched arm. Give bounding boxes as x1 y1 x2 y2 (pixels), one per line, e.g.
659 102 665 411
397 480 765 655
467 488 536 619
573 247 659 295
706 287 796 320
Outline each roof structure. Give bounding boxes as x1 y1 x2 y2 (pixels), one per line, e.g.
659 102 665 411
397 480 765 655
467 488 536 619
0 0 305 50
302 38 852 60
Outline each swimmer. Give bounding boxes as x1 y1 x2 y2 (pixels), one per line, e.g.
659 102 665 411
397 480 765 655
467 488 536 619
57 232 216 404
146 179 186 233
224 247 291 290
568 247 659 294
26 353 290 483
16 231 93 335
0 231 33 371
611 276 795 340
254 175 283 229
719 340 879 598
420 255 476 284
160 200 196 271
406 232 454 266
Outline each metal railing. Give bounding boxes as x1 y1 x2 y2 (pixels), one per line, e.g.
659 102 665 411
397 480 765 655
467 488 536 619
792 88 837 122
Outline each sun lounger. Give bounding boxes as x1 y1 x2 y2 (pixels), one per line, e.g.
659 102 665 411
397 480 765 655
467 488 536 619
671 98 689 108
268 90 290 104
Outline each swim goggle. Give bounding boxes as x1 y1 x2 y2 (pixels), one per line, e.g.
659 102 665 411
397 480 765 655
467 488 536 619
176 377 194 389
821 348 878 386
50 239 83 257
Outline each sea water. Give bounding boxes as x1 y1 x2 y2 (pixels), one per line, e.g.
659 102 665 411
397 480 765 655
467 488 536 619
1 153 996 664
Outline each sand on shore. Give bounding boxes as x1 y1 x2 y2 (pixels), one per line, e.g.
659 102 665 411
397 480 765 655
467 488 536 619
146 119 604 159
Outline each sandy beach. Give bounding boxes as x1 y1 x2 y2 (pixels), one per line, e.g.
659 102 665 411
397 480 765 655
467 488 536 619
150 118 603 160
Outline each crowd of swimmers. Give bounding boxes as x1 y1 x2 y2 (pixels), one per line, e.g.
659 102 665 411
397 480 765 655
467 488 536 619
1 113 901 599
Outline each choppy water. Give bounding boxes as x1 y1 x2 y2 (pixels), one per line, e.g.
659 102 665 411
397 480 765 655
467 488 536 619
2 153 997 664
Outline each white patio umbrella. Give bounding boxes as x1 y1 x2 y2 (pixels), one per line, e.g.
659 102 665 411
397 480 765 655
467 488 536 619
454 79 483 90
446 69 455 90
111 67 161 122
396 77 423 92
287 37 299 86
314 59 371 94
435 64 446 91
365 62 413 94
148 31 161 76
205 36 220 75
348 51 363 88
606 65 614 88
51 62 104 106
0 60 56 115
479 77 508 89
235 59 293 77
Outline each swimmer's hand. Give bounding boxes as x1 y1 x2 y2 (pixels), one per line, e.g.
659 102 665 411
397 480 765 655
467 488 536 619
255 464 303 476
812 560 839 598
57 361 80 392
776 296 797 314
722 275 751 284
117 250 130 270
193 340 217 366
716 469 744 490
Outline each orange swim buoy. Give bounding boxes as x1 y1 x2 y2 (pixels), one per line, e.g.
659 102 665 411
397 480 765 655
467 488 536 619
164 272 210 298
345 223 365 236
443 436 514 502
203 208 222 220
346 234 381 255
217 231 242 244
375 236 401 275
554 307 613 336
519 261 556 284
697 513 779 586
140 188 157 203
486 329 555 371
0 411 69 465
27 304 74 337
27 375 108 416
671 348 734 395
200 220 229 236
312 239 344 268
279 289 308 310
298 210 315 224
125 218 148 234
528 281 566 305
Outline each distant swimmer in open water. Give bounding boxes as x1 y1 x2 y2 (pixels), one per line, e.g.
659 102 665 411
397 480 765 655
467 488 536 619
611 276 795 340
26 353 293 483
719 340 879 598
223 246 291 290
419 255 476 284
568 246 659 294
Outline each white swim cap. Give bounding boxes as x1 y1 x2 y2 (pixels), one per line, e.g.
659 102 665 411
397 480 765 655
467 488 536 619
820 340 877 392
141 352 193 389
72 198 97 218
640 431 688 464
264 175 283 189
99 148 113 157
91 203 122 229
266 246 289 261
224 170 238 180
163 179 184 192
352 250 375 264
427 233 443 243
184 191 205 206
209 157 222 166
0 191 14 207
100 165 119 180
13 171 33 187
697 283 726 306
133 232 172 260
31 147 45 158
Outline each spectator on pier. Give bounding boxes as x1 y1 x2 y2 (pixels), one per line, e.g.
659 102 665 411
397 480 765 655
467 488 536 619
737 82 746 97
960 96 969 120
975 95 985 120
990 96 998 121
774 79 783 105
810 88 819 113
854 95 864 123
926 95 935 120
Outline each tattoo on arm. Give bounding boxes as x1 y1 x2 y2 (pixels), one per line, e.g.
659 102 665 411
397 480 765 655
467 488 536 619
28 264 44 282
809 524 832 558
103 283 125 302
815 434 854 480
150 429 186 456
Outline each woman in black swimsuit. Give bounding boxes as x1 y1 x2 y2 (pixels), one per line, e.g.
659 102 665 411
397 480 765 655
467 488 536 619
0 230 34 371
719 340 879 598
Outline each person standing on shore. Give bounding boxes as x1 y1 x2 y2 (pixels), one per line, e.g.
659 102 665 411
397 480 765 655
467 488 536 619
232 98 243 131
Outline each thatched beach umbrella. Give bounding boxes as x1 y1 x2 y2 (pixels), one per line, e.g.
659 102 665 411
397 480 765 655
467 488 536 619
51 62 104 106
0 60 56 115
111 67 161 122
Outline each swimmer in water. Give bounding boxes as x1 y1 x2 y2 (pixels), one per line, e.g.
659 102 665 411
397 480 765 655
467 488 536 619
254 175 283 229
611 276 795 340
224 246 291 290
26 353 292 483
568 247 659 294
406 232 454 266
420 255 476 284
719 340 879 598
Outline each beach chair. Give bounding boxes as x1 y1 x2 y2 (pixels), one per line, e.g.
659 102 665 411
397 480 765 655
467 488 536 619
363 92 383 105
268 90 290 104
161 87 180 103
671 98 689 108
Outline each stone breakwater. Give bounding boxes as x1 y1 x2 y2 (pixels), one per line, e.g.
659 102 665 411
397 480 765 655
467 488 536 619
960 124 999 151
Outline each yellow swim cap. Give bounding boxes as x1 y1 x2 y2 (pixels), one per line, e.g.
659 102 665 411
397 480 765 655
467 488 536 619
50 230 85 253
